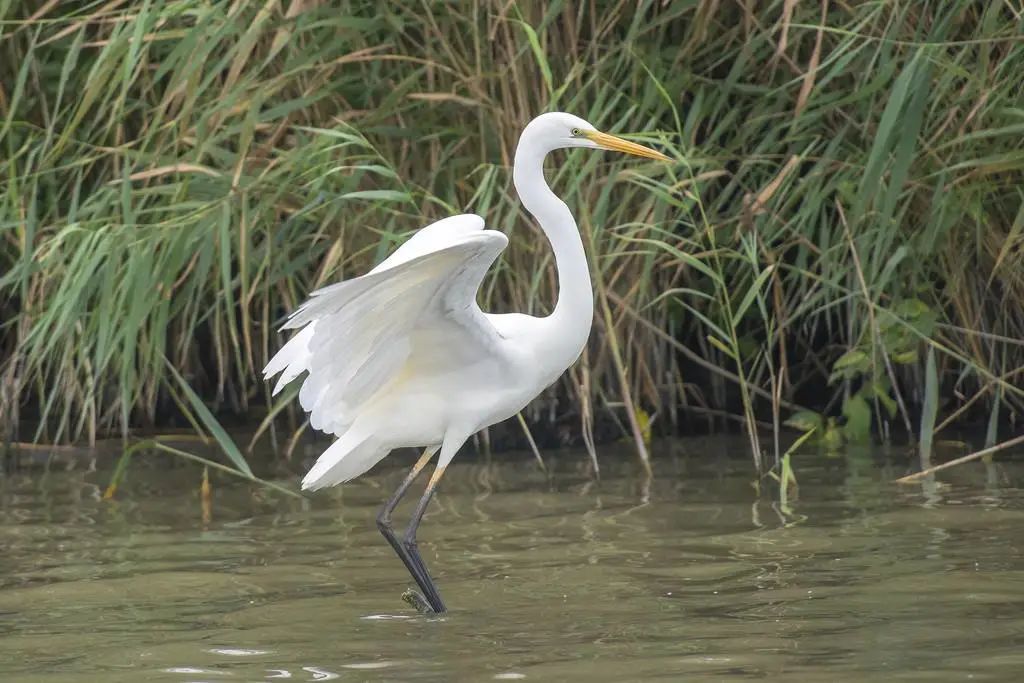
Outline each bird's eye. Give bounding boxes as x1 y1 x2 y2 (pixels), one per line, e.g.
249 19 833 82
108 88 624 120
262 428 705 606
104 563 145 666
571 128 582 137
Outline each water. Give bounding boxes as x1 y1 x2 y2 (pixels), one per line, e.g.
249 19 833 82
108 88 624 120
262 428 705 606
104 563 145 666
3 437 1024 681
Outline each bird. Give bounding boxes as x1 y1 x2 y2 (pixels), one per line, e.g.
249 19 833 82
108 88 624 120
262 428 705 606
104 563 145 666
263 112 669 613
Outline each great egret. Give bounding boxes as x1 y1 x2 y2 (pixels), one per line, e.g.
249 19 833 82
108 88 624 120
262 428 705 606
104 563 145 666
264 112 668 613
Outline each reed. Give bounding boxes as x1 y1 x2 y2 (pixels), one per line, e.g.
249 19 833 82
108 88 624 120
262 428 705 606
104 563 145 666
2 1 1022 478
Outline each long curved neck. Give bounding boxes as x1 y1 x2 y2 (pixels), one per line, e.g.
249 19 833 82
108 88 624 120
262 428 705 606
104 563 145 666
513 137 594 362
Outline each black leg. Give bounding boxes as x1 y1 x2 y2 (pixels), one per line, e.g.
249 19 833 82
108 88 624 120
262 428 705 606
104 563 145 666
402 461 450 613
376 448 437 605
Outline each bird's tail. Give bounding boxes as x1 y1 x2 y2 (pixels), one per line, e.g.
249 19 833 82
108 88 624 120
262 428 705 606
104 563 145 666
302 431 388 491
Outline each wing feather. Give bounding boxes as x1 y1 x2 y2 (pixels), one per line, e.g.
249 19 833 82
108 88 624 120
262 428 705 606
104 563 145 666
263 214 507 436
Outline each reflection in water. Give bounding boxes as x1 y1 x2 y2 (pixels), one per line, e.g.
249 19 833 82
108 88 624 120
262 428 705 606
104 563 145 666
1 437 1024 681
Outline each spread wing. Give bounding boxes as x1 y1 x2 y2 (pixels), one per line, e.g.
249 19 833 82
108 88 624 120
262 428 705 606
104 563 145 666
263 214 508 436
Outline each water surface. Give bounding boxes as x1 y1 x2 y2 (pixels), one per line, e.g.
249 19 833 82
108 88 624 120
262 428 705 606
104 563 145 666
3 438 1023 681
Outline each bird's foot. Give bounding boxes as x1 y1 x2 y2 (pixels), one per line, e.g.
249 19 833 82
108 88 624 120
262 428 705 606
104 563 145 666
401 589 435 614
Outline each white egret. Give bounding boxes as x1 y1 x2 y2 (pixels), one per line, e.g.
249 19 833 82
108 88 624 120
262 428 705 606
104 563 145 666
264 112 668 612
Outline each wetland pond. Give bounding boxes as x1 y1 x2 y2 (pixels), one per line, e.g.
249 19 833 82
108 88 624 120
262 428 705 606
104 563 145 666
3 436 1024 681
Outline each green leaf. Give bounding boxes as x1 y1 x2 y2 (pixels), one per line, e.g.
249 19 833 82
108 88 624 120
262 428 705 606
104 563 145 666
842 393 872 443
785 410 824 433
628 237 725 286
985 386 1002 449
879 53 932 225
854 49 922 219
512 20 553 96
910 310 937 339
891 349 918 364
830 349 870 382
822 418 845 452
731 264 776 327
295 125 366 144
894 297 930 319
340 190 412 202
164 359 254 477
918 346 939 466
707 334 737 360
872 379 899 418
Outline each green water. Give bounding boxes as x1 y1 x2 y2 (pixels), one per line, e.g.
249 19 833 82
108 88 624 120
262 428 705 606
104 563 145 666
3 438 1024 681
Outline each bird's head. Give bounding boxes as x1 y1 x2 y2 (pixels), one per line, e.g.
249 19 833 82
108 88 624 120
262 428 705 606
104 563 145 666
522 112 670 161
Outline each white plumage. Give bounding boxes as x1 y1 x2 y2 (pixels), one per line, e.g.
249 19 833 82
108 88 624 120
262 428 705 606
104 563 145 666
262 112 669 612
265 215 511 487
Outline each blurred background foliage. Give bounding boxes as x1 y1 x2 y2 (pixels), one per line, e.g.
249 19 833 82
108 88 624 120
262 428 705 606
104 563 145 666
1 0 1022 471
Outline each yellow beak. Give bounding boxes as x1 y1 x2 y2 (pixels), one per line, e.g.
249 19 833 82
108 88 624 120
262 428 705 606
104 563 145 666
584 130 671 161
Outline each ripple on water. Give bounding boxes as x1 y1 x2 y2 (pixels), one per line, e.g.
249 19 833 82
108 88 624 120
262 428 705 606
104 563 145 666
1 441 1024 681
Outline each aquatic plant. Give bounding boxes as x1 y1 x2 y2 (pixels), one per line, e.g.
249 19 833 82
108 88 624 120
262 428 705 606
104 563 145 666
1 1 1022 478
